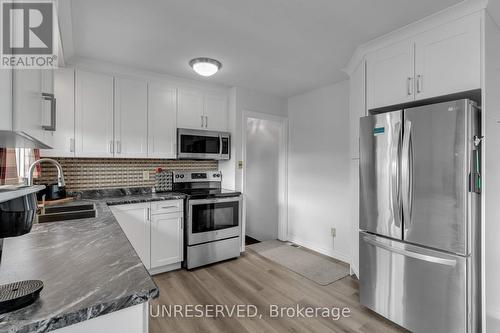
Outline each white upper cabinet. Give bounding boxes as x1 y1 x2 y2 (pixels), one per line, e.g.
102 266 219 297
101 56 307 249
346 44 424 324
0 69 12 131
148 83 177 159
41 68 75 157
349 60 366 159
114 77 148 158
178 88 204 129
414 14 480 100
150 212 183 269
75 69 114 157
366 40 415 110
12 69 55 146
204 92 229 131
366 13 481 110
178 87 229 131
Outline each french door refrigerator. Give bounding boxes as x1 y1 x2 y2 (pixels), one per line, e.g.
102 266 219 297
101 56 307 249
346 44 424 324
359 99 481 333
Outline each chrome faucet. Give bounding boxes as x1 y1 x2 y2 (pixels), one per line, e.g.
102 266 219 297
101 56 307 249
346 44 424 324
27 158 66 187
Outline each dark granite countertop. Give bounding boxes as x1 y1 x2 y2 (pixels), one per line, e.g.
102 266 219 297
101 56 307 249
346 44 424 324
0 188 186 333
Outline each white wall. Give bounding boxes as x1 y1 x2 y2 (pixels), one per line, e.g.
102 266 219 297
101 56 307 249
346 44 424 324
287 81 351 263
220 87 287 191
484 12 500 333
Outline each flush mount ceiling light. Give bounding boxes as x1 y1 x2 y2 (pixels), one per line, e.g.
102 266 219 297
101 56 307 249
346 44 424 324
189 57 222 77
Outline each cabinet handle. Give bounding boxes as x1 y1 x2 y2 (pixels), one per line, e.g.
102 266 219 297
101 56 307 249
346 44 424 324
159 205 177 209
201 115 204 127
42 93 56 131
407 77 413 96
416 75 423 94
109 140 114 154
116 140 121 154
205 116 208 128
69 138 75 153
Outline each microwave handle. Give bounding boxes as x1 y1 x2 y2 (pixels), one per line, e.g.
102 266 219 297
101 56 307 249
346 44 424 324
219 134 222 155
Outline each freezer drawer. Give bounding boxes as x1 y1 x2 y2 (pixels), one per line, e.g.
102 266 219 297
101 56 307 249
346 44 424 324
360 111 403 240
359 232 470 333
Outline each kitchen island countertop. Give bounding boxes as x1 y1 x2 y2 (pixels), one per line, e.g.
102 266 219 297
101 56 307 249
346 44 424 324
0 189 186 333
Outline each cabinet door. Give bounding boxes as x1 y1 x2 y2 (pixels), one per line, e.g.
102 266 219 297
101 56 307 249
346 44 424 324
12 69 44 142
150 212 183 268
75 70 114 157
204 93 228 131
349 158 360 277
114 77 148 158
366 40 415 109
110 203 151 269
177 88 204 129
414 14 481 100
349 60 366 159
41 68 75 157
0 68 12 131
148 83 177 158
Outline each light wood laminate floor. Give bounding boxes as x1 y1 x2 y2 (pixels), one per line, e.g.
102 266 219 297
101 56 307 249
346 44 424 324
150 249 407 333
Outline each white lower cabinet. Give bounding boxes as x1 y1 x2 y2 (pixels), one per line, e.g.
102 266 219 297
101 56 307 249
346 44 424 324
110 200 184 274
150 212 183 269
109 203 151 270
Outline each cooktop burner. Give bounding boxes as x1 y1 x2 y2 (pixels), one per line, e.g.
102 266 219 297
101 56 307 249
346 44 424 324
172 170 240 199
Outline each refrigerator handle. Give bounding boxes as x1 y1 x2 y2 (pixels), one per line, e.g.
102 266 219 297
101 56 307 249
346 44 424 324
391 122 402 228
362 235 457 267
402 120 412 231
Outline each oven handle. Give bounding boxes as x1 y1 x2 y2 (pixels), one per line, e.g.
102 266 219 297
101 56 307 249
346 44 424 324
188 196 242 206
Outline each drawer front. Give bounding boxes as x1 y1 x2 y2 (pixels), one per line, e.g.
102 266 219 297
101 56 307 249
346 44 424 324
151 199 183 214
359 232 469 333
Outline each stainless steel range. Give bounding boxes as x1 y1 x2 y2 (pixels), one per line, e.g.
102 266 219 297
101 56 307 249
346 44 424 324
173 171 242 269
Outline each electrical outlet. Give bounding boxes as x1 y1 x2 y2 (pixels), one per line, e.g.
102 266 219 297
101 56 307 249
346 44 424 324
142 171 149 181
331 227 336 237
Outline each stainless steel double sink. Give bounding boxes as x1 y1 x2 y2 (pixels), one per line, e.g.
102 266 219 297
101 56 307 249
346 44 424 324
38 203 97 223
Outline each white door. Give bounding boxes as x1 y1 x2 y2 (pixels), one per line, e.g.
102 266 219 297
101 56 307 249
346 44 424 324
245 116 283 241
75 70 114 157
114 77 148 158
148 83 177 158
204 93 228 131
41 68 75 157
366 39 415 109
110 203 151 269
12 69 45 142
150 212 183 268
414 14 481 100
177 88 204 129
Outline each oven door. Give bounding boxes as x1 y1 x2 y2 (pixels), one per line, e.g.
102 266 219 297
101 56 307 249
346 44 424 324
177 128 230 160
187 196 241 245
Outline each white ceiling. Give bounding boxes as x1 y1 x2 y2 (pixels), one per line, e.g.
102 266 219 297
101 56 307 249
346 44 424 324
68 0 462 97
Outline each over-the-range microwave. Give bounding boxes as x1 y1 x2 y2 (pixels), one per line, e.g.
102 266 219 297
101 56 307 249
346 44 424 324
177 128 230 160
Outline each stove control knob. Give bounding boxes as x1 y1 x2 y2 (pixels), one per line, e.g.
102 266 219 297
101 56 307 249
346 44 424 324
180 174 184 178
175 175 179 178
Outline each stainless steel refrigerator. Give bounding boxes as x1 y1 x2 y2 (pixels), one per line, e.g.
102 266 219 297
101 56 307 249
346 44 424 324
359 99 481 333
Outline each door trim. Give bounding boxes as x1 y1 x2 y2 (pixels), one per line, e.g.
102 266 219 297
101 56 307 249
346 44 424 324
242 110 289 247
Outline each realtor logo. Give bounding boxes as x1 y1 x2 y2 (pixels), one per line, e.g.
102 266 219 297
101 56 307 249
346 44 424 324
1 0 57 68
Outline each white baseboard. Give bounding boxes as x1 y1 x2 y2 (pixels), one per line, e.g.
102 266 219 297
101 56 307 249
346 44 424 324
287 234 351 264
350 263 359 278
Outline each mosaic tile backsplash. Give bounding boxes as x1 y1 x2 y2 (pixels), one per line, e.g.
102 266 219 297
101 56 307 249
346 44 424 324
34 158 218 191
